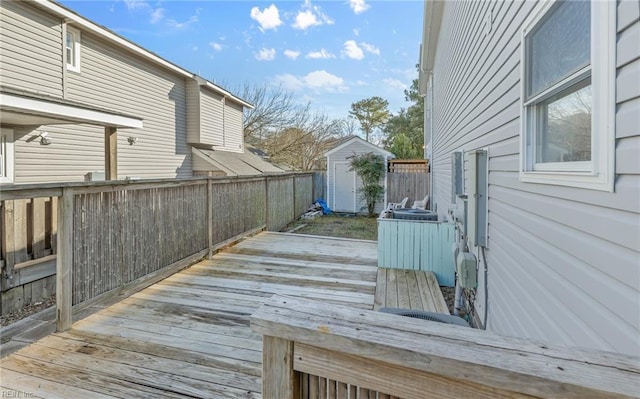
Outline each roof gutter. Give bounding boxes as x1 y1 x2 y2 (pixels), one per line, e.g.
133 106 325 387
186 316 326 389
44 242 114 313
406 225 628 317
418 0 444 96
195 77 254 109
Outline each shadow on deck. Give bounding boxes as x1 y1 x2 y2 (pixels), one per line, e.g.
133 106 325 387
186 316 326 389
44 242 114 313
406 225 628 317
1 232 447 399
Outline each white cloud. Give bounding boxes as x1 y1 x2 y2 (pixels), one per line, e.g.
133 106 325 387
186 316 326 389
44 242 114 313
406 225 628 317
361 42 380 55
355 80 368 86
150 7 164 23
353 28 360 36
274 74 304 91
284 50 301 60
306 48 335 59
123 0 149 11
342 40 364 60
255 48 276 61
192 46 199 52
275 70 346 93
293 10 319 30
293 0 334 31
166 15 198 29
383 78 407 91
349 0 370 14
304 70 345 91
210 42 223 51
250 4 282 31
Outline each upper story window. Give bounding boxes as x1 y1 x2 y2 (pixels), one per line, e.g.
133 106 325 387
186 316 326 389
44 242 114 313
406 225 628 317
520 0 615 191
0 129 14 184
66 26 81 73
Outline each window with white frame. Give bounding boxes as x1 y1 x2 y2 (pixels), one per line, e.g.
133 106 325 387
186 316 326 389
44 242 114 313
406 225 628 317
0 129 14 183
520 0 615 191
66 26 81 72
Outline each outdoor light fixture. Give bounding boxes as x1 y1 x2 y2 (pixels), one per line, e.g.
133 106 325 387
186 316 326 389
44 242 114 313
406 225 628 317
127 136 138 145
39 131 51 145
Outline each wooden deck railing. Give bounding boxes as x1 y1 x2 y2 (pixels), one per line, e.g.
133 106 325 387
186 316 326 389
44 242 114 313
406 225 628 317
251 295 640 399
0 173 315 324
1 195 57 294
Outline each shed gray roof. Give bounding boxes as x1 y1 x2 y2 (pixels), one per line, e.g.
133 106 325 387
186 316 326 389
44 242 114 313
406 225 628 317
194 148 284 176
324 136 395 158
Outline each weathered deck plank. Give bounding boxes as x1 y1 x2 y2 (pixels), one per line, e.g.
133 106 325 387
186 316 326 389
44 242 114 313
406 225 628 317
0 232 386 398
375 268 450 314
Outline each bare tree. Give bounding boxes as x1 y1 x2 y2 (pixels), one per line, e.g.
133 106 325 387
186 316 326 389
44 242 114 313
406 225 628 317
263 113 343 170
338 117 359 137
239 83 310 145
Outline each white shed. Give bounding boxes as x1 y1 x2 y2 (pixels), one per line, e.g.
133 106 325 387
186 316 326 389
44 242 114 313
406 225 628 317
325 136 395 213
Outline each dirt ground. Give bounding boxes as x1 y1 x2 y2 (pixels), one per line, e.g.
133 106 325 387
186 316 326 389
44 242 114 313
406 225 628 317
1 295 56 327
282 214 379 241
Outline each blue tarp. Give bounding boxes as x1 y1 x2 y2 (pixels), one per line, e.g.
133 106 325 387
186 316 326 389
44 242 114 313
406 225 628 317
314 199 332 215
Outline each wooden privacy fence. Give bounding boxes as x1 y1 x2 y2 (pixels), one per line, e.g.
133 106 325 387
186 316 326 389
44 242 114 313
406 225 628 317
386 170 429 206
0 173 315 324
252 295 640 399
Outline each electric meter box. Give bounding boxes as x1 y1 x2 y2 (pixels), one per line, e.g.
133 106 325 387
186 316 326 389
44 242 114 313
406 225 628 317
456 251 478 289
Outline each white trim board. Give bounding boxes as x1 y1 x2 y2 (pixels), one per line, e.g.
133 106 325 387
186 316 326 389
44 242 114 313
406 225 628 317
0 92 143 128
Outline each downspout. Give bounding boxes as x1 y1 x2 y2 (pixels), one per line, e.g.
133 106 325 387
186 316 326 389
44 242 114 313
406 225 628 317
453 204 466 316
427 74 434 211
61 22 67 99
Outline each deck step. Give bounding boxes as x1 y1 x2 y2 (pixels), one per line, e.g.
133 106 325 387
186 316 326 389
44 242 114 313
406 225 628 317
373 268 450 314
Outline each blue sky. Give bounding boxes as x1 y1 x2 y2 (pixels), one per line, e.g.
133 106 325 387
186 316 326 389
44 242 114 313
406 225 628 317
60 0 424 120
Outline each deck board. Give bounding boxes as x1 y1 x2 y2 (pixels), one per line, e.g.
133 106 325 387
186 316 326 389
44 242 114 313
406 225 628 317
0 232 383 398
374 268 450 314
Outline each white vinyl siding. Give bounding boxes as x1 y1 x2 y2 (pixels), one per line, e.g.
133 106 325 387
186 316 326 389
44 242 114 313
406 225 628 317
428 0 639 355
200 89 224 146
14 125 104 183
186 85 244 151
221 101 244 153
0 1 63 97
65 31 191 180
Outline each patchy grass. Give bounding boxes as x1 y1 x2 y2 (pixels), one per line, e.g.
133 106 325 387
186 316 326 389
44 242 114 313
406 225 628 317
282 214 378 241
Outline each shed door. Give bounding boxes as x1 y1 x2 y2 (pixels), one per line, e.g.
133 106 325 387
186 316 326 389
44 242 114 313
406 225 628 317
334 162 355 212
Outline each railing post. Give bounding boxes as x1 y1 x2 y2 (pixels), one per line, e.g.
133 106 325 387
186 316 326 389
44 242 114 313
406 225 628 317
264 177 270 231
56 187 73 332
207 178 213 259
262 335 299 399
292 176 296 219
1 200 16 291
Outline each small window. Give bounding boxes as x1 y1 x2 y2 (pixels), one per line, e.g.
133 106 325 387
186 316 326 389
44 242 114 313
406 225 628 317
520 0 615 191
0 129 14 183
66 26 81 72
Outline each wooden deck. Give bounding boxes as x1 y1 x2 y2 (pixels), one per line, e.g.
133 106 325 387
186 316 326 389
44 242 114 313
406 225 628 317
0 232 383 398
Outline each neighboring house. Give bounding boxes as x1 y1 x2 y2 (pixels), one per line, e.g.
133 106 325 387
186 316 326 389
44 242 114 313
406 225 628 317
0 0 254 184
420 0 639 356
325 136 395 213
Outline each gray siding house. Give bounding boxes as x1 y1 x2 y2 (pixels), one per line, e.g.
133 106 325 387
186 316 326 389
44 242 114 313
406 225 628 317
420 0 639 356
325 136 394 213
0 0 253 184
